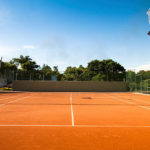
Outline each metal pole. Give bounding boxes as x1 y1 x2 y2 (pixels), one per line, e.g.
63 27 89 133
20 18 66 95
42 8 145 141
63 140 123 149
107 71 108 81
147 80 148 93
13 71 14 80
30 73 31 80
135 74 142 92
16 72 17 80
135 73 137 91
43 74 44 80
140 76 142 92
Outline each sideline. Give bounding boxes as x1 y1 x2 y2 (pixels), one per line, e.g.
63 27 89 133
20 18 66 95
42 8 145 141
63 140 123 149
70 93 74 126
105 94 150 110
0 95 32 107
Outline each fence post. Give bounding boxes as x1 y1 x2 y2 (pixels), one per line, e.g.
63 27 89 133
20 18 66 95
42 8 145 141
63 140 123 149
16 72 18 80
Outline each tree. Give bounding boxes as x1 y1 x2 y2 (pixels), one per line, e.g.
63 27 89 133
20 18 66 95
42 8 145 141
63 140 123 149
126 71 136 82
13 55 39 71
62 66 76 81
0 56 127 82
41 64 52 80
137 70 150 80
87 59 125 81
76 65 88 81
62 65 88 81
52 66 63 81
13 55 39 80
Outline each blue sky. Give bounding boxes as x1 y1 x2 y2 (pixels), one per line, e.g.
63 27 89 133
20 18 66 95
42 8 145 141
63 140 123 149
0 0 150 71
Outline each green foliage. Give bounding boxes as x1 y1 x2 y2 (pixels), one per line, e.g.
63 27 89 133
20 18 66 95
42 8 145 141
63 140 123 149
126 71 135 82
87 59 125 81
62 65 88 81
2 55 150 92
13 55 39 71
137 70 150 80
41 64 52 80
52 66 63 81
1 55 127 82
63 66 76 81
92 74 101 81
126 70 150 92
0 61 17 82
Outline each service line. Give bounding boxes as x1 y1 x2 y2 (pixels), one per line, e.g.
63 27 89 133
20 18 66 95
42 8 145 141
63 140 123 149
70 93 74 126
0 124 150 128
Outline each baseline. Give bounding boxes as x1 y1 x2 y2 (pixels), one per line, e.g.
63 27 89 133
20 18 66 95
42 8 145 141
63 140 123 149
0 124 150 128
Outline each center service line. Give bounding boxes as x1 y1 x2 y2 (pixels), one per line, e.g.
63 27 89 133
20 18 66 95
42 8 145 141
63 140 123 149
70 93 74 126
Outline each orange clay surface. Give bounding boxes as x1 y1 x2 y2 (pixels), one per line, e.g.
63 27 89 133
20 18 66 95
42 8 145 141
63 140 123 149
0 92 150 150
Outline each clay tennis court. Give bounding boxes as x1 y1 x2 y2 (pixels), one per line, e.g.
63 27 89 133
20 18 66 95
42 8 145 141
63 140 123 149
0 92 150 150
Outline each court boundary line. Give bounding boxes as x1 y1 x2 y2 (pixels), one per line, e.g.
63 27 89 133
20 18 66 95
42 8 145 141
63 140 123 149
70 93 74 126
134 93 150 96
75 125 150 128
0 95 32 107
0 95 23 101
0 124 150 127
112 93 150 106
106 94 150 110
0 125 72 127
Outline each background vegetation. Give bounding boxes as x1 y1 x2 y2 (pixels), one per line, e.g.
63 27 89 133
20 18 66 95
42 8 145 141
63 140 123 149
0 55 126 82
1 55 150 89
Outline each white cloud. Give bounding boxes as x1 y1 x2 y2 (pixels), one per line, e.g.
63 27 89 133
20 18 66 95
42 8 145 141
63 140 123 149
0 46 16 54
0 46 19 61
129 63 150 72
23 45 36 49
0 45 34 61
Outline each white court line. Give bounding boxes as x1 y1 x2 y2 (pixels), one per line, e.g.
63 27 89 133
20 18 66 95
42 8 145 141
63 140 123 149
105 94 150 110
0 95 22 101
134 93 150 96
126 94 150 104
75 125 150 128
0 124 72 127
0 95 32 107
113 94 150 109
70 93 74 126
0 124 150 128
113 94 150 106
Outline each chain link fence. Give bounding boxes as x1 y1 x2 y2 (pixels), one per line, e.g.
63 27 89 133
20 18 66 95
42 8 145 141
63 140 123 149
126 76 150 94
0 70 14 88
